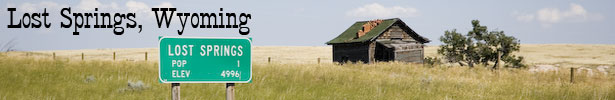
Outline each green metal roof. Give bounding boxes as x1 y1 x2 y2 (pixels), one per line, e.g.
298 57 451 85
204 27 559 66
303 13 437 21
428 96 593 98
326 18 429 44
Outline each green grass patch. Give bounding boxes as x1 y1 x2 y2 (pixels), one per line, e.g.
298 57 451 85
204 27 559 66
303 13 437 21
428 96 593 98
0 57 613 99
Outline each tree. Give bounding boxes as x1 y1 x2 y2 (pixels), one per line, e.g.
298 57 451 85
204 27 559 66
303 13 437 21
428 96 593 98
438 29 471 67
438 20 525 69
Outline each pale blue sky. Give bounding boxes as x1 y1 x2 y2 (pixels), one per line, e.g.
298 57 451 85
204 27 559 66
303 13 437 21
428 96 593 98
1 0 614 51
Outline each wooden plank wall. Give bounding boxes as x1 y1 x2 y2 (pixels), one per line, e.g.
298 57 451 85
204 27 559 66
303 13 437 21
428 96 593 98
377 25 413 40
332 43 371 63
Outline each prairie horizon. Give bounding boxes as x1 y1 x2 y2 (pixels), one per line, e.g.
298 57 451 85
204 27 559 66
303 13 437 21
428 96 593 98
1 44 613 99
8 44 615 66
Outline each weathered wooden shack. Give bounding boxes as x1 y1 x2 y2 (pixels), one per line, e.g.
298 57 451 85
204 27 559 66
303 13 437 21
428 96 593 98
326 18 430 63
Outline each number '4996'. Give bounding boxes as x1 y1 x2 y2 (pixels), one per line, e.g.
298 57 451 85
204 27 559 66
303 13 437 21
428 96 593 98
221 70 240 78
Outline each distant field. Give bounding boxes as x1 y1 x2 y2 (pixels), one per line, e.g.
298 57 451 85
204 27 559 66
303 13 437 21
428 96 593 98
12 46 332 64
425 44 615 66
0 44 614 99
9 44 615 66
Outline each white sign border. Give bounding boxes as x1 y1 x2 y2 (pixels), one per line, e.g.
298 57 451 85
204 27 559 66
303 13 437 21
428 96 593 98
158 36 253 83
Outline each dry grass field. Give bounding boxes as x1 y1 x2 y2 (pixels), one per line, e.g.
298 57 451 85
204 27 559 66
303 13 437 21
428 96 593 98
0 44 614 99
13 46 333 64
424 44 615 66
11 44 615 66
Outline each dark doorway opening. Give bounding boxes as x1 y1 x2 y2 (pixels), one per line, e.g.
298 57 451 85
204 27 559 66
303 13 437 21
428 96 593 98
375 43 394 62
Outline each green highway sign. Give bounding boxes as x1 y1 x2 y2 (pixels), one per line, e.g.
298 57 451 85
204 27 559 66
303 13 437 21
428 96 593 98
158 36 252 83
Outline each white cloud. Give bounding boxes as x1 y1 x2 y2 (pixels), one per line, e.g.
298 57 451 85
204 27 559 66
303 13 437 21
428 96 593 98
515 3 604 27
126 1 150 13
109 2 120 9
153 2 174 8
8 0 173 20
346 3 419 18
76 0 122 11
77 0 102 10
13 0 174 14
15 1 66 12
124 1 174 19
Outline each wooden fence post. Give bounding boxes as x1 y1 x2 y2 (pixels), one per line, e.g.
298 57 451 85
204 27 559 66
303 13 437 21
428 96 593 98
172 83 180 100
268 57 271 64
226 83 235 100
81 53 84 61
570 68 574 83
113 52 116 61
53 52 56 60
318 58 321 64
145 52 148 61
